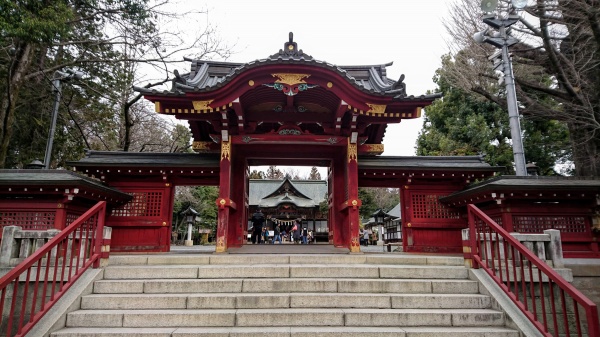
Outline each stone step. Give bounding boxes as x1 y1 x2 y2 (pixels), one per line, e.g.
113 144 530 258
66 308 505 328
51 326 520 337
107 254 465 267
102 264 469 280
93 278 480 294
81 293 491 310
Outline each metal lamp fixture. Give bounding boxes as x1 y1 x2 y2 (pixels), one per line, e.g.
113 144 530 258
376 213 384 225
473 0 528 176
181 207 199 246
44 68 85 169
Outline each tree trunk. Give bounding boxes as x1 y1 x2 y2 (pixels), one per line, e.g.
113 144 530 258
0 43 33 168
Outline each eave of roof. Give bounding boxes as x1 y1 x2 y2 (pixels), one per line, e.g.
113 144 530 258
263 177 312 200
134 35 437 102
358 155 503 171
0 169 132 202
67 150 220 168
440 176 600 205
258 195 319 208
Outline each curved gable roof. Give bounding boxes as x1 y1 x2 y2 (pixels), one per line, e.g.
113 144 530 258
135 32 439 103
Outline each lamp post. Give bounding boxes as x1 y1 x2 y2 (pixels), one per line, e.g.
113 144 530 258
372 209 386 247
474 0 528 176
44 69 84 169
181 207 199 246
375 211 385 246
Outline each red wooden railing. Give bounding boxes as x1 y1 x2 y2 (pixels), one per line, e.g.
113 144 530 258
467 204 600 337
0 201 106 337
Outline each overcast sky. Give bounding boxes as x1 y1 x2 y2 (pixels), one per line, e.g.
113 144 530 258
167 1 453 172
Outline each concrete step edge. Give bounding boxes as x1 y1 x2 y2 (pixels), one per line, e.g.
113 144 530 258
51 326 519 337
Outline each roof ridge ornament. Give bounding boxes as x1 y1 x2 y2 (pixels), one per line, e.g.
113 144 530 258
270 32 313 60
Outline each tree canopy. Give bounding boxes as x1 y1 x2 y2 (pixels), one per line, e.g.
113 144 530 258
441 0 600 176
0 0 230 168
417 55 572 175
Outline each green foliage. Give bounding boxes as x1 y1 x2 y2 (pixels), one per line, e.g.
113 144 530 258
358 188 376 219
0 0 203 168
173 186 219 234
417 55 571 175
0 0 72 43
248 170 265 179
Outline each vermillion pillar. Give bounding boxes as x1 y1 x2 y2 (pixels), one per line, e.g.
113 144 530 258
346 138 361 252
215 137 236 253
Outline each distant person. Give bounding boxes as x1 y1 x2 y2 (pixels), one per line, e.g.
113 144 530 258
251 208 265 244
302 227 308 245
292 219 301 244
363 229 370 246
262 226 269 244
272 224 282 244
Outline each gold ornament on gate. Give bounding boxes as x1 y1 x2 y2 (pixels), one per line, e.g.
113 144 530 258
221 140 231 160
192 100 214 111
271 73 310 85
347 140 357 162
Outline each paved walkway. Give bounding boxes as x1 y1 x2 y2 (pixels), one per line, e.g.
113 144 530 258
169 243 395 254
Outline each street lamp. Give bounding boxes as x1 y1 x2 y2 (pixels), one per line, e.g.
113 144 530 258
474 0 528 176
44 68 84 169
181 207 199 246
372 209 386 247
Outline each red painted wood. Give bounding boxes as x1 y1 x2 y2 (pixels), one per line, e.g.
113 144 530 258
347 140 361 251
478 201 599 258
401 184 468 253
106 183 173 252
468 204 600 337
229 148 246 247
216 139 233 253
331 151 347 247
145 64 431 118
0 202 106 337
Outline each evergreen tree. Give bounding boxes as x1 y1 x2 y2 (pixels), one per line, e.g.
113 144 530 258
248 170 265 179
0 0 230 168
417 55 571 175
266 166 283 179
308 166 322 180
442 0 598 175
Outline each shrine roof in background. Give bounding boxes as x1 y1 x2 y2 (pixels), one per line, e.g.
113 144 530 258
249 178 327 208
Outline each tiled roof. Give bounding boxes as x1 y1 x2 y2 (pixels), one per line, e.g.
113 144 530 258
135 33 439 102
441 176 600 203
67 150 220 168
357 155 503 171
249 178 327 208
386 203 401 218
0 169 132 201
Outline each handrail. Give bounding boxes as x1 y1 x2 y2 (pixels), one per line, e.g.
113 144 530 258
0 201 106 337
467 204 599 337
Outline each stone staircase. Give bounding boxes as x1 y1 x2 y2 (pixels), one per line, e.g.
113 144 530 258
50 254 520 337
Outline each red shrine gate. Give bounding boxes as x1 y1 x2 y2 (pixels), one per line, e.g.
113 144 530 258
134 34 443 253
69 34 500 253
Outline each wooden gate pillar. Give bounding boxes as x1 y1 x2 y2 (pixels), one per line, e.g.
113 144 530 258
345 139 361 252
215 137 236 253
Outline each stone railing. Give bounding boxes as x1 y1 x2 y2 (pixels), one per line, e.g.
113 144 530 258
462 228 571 281
0 225 112 276
0 226 61 270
